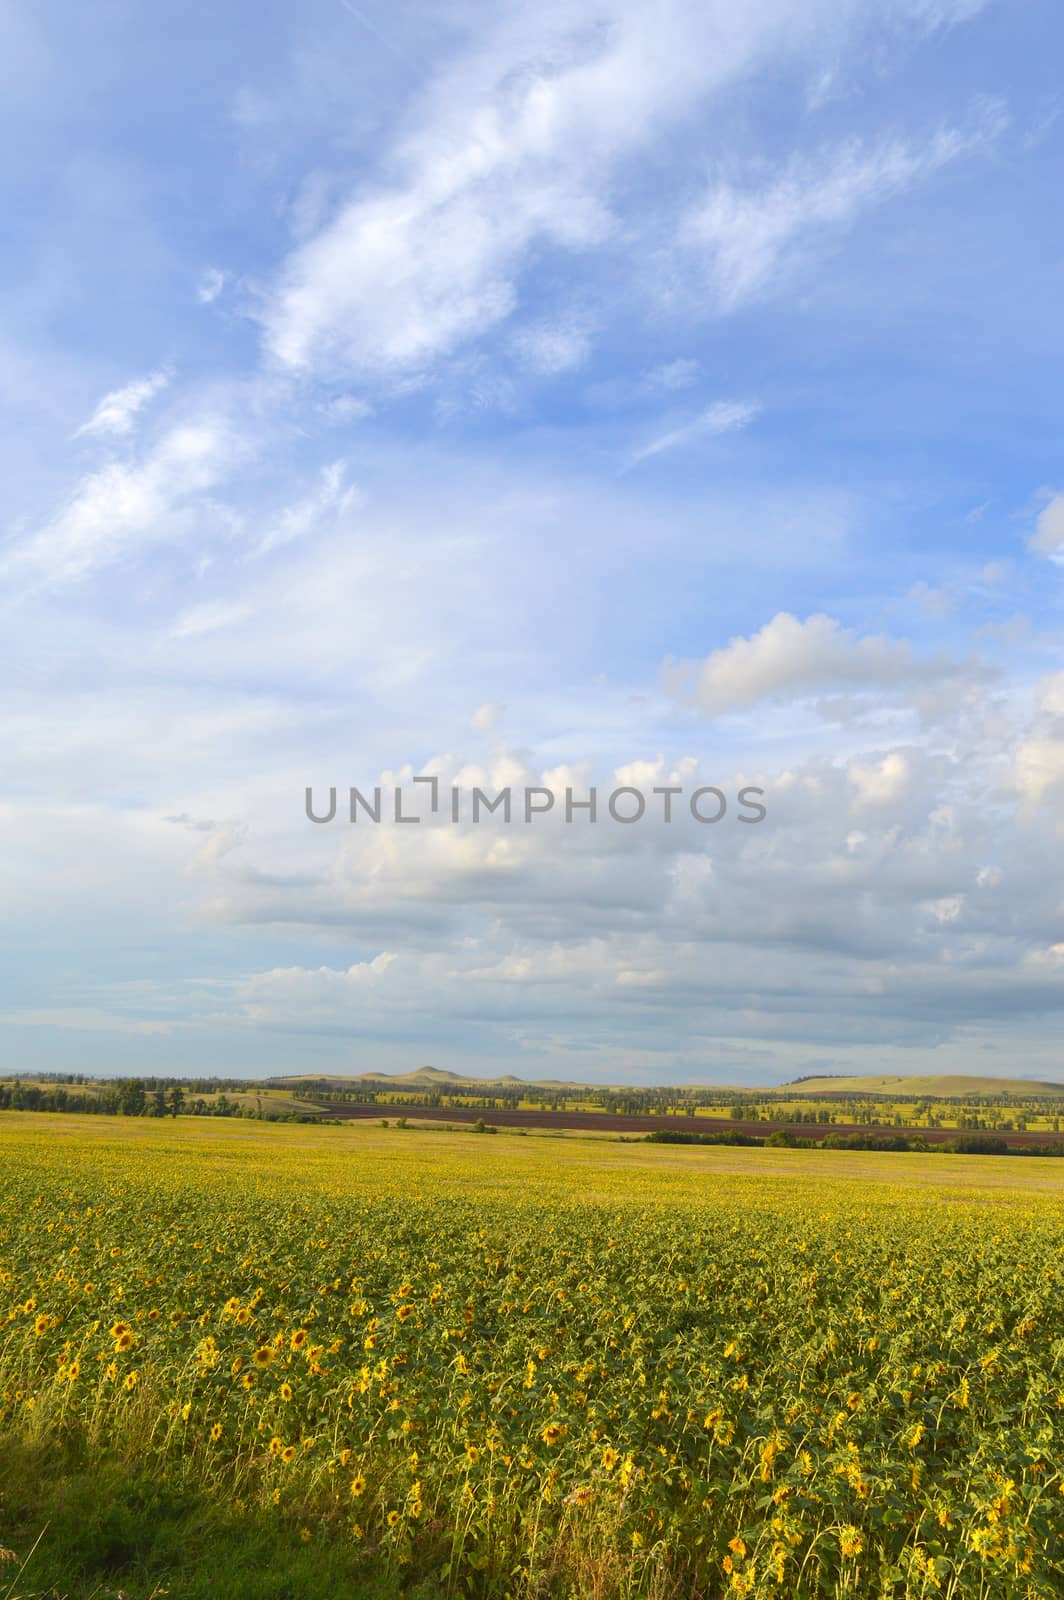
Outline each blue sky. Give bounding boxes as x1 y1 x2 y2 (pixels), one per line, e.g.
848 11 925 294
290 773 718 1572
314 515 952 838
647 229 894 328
3 0 1064 1084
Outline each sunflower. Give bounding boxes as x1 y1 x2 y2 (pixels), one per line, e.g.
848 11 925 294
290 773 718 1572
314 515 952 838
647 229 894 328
269 1436 283 1455
386 1510 400 1528
290 1328 308 1351
601 1446 619 1471
541 1423 565 1446
397 1304 415 1323
350 1475 367 1499
124 1372 138 1391
33 1314 49 1336
280 1382 293 1402
252 1346 276 1369
466 1444 480 1464
110 1321 131 1339
281 1445 297 1464
210 1423 223 1442
114 1331 134 1353
67 1361 80 1381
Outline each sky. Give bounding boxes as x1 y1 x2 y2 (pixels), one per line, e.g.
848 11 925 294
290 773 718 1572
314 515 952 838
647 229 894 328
2 0 1064 1086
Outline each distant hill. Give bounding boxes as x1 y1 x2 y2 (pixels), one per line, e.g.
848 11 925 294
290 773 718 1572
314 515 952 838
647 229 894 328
264 1068 1064 1099
777 1074 1064 1099
266 1066 589 1090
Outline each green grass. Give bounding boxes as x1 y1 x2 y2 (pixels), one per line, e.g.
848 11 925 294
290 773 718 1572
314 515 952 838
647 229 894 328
0 1438 414 1600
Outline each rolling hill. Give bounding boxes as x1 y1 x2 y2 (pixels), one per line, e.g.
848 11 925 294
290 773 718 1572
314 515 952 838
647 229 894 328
778 1074 1064 1099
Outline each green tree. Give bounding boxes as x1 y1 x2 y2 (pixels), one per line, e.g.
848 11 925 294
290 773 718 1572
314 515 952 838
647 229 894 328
167 1084 186 1119
119 1079 147 1117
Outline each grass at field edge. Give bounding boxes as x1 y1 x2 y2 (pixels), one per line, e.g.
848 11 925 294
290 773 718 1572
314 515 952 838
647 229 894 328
0 1442 420 1600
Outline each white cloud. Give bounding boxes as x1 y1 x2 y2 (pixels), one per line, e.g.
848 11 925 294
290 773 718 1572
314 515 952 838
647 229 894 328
849 751 911 808
237 953 398 1022
6 416 238 585
319 394 372 424
1028 494 1064 558
169 601 253 640
471 702 504 733
668 612 937 715
8 418 238 584
1013 672 1064 815
1037 673 1064 718
197 267 229 304
926 894 963 922
253 461 359 557
74 369 171 438
511 318 592 375
628 400 759 467
685 114 1004 307
648 358 702 392
1015 739 1064 812
260 1 994 382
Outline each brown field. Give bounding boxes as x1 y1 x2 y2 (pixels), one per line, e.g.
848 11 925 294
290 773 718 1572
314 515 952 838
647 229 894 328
315 1099 1064 1147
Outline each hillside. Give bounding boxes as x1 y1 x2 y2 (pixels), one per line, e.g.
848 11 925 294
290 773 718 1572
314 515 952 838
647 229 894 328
778 1073 1064 1099
266 1067 589 1090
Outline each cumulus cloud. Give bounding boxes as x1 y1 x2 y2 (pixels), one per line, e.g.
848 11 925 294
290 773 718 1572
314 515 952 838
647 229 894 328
665 612 961 716
1014 672 1064 816
849 751 911 808
74 369 171 438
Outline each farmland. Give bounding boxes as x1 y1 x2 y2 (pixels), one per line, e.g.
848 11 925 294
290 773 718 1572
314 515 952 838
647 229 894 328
1 1114 1063 1598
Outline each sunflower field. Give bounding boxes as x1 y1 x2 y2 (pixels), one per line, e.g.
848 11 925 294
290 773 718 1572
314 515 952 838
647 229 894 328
0 1115 1062 1599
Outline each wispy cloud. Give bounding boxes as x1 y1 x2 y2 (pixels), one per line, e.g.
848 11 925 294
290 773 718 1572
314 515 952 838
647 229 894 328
74 369 171 438
196 268 229 305
8 417 239 585
252 461 359 557
627 399 759 468
260 1 992 384
686 109 1007 307
169 601 253 640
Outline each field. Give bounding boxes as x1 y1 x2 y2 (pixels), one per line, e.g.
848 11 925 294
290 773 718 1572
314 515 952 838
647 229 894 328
316 1100 1064 1148
1 1116 1063 1599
